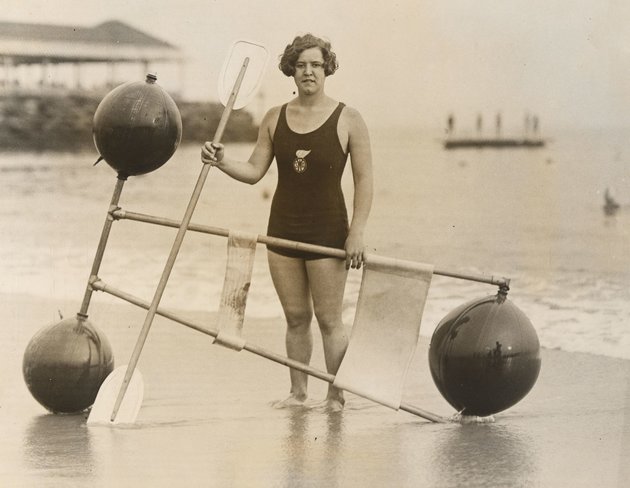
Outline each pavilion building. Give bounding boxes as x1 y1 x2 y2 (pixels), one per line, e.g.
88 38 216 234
0 20 184 96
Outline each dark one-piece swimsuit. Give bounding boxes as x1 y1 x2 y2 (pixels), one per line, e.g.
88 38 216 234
267 102 349 260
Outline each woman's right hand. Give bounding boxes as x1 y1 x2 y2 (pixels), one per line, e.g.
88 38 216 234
201 142 225 166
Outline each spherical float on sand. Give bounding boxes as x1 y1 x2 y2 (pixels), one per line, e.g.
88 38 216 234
23 316 114 414
93 73 182 177
428 295 541 417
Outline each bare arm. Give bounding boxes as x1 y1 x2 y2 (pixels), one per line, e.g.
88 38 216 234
343 107 373 268
201 107 279 185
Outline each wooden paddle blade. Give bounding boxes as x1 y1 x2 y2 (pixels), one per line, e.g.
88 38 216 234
87 365 144 426
218 40 268 110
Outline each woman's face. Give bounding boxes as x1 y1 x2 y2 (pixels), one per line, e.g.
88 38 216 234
293 47 326 95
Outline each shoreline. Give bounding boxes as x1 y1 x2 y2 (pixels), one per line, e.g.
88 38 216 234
0 93 257 153
4 290 629 364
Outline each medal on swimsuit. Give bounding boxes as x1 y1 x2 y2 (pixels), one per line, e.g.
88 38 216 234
293 149 311 174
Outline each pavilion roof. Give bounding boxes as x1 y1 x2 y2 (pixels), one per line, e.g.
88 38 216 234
0 20 182 64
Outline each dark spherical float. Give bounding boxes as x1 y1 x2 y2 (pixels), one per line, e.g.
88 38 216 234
93 73 182 177
429 295 541 417
23 316 114 414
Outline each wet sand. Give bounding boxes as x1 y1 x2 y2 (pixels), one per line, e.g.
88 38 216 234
1 293 629 487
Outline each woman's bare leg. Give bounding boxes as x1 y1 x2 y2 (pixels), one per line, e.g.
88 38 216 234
306 258 349 410
267 250 313 406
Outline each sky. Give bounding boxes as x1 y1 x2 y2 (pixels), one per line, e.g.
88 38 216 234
3 0 630 131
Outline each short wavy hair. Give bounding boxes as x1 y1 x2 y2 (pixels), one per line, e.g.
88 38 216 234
278 34 339 77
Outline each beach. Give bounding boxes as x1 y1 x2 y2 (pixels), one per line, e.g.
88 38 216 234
1 2 630 484
1 292 628 487
1 130 629 486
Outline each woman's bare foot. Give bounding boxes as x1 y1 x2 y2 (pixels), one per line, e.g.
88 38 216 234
306 397 345 412
271 394 308 409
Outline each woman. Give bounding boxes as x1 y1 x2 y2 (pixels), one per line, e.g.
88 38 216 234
201 34 373 411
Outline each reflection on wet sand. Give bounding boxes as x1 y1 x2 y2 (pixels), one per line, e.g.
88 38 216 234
24 414 95 482
322 411 344 488
282 408 309 486
429 423 537 487
282 408 345 488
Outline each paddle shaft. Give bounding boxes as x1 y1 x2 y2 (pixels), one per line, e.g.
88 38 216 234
109 57 251 422
92 279 447 423
78 175 127 318
111 208 511 289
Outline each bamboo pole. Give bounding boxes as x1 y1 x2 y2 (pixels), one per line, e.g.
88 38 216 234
109 58 251 422
77 175 127 318
112 208 511 290
91 278 447 423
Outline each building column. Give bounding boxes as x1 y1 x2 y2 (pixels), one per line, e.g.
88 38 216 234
108 61 118 87
177 59 185 98
73 62 82 90
2 57 14 90
40 59 50 87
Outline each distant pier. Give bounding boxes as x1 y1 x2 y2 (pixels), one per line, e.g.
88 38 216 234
444 138 546 150
443 111 546 150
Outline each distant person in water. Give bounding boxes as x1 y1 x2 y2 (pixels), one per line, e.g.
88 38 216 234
201 34 374 411
524 113 530 139
604 187 620 215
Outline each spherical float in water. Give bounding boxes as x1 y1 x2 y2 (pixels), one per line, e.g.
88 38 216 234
23 316 114 414
93 73 182 177
428 295 541 417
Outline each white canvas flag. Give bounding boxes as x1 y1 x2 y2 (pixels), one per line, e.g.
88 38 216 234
334 256 433 409
213 231 257 351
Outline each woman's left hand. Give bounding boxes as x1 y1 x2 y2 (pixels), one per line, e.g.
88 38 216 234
344 232 366 270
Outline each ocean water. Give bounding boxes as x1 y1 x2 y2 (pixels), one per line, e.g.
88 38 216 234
1 126 628 359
